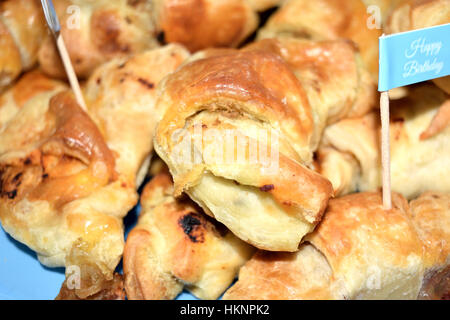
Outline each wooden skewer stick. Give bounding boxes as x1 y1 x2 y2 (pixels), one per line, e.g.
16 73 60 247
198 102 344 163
380 91 392 210
55 34 87 110
40 0 86 111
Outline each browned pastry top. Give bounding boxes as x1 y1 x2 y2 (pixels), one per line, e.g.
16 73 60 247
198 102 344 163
38 0 158 79
1 91 116 207
245 38 375 124
124 170 254 300
8 71 65 108
157 49 313 158
308 192 422 270
410 192 450 269
225 192 426 300
258 0 382 79
154 0 258 52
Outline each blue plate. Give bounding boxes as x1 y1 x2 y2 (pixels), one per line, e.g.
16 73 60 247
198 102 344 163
0 202 198 300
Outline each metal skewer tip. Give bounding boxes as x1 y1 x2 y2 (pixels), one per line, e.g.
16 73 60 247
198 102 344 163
40 0 60 35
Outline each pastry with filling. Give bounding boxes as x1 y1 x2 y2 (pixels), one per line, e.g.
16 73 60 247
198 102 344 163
154 39 375 251
153 48 340 252
0 45 189 299
224 192 425 300
124 165 254 300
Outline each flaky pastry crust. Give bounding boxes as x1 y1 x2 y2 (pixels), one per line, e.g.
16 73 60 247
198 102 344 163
154 49 334 251
124 168 254 300
225 192 425 300
257 0 382 80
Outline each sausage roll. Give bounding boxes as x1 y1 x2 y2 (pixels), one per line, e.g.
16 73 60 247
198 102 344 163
0 0 46 90
154 49 334 252
411 192 450 300
257 0 382 80
38 0 159 79
0 45 189 299
124 167 254 300
151 0 259 52
318 84 450 199
224 192 425 300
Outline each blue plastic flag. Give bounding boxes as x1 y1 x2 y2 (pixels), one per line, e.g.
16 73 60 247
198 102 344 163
378 23 450 92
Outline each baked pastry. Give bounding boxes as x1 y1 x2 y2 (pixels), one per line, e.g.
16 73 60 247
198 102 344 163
257 0 382 80
318 84 450 199
411 192 450 300
151 0 259 52
0 45 189 299
0 91 121 298
154 37 378 251
154 49 334 252
38 0 159 79
317 112 381 196
84 44 190 186
124 166 254 300
0 0 46 90
0 70 68 130
224 192 425 300
244 38 376 149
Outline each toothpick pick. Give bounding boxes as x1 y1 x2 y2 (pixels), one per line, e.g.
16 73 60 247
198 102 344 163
380 91 392 210
55 35 87 110
40 0 87 111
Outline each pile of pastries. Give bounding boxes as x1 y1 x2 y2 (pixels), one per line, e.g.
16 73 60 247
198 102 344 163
0 0 448 300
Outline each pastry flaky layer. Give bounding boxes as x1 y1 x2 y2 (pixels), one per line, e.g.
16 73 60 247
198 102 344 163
244 38 376 149
0 90 123 298
154 48 334 252
411 192 450 300
225 191 450 300
152 0 259 52
124 165 255 300
257 0 382 81
38 0 159 79
0 45 190 299
154 37 376 252
318 84 450 199
0 0 46 90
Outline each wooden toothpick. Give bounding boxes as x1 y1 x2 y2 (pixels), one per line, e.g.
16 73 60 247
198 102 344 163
380 91 392 210
41 0 87 111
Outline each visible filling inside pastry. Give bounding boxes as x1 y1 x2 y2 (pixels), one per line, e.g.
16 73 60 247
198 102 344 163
165 109 316 251
189 172 313 251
